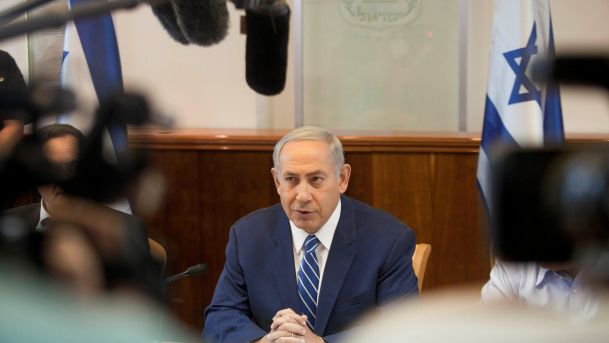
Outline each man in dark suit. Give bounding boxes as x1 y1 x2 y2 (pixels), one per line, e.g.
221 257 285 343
3 123 134 229
1 123 152 294
2 123 87 231
203 126 419 343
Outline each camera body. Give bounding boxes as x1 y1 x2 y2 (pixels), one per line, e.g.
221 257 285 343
491 145 609 264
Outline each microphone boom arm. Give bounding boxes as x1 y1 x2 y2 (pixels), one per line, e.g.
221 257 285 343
160 262 207 288
0 0 168 42
0 0 55 24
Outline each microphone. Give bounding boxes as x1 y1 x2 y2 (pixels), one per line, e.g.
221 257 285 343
244 6 290 95
151 0 229 46
150 1 189 45
160 263 207 288
155 262 206 342
150 0 289 96
174 0 229 46
532 56 609 89
149 0 289 96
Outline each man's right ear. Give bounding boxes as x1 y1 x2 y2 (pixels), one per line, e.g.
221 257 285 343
271 168 281 190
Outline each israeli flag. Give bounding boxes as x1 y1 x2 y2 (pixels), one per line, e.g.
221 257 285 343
61 0 131 214
477 0 564 213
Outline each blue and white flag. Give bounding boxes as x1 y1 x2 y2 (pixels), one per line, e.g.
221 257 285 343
477 0 564 213
61 0 131 214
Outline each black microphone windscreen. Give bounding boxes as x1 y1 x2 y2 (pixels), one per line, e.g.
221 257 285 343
245 8 290 96
173 0 229 46
151 1 190 45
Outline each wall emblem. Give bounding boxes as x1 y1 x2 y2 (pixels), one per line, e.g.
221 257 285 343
340 0 421 28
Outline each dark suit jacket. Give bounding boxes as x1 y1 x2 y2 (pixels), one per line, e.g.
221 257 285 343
203 195 419 343
1 203 40 231
1 202 155 292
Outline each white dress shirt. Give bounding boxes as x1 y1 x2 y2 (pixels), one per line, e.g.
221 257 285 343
36 200 51 231
290 199 341 302
482 259 598 321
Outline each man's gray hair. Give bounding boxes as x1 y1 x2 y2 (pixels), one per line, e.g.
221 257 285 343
273 126 345 175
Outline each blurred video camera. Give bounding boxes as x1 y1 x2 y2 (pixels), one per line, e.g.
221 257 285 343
490 55 609 273
0 83 153 207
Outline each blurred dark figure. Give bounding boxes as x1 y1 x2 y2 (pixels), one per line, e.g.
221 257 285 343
0 49 26 159
1 123 159 298
0 198 195 342
0 49 28 210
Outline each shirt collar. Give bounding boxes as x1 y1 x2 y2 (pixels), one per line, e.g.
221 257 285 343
36 198 129 231
290 198 341 253
535 264 574 287
37 199 50 230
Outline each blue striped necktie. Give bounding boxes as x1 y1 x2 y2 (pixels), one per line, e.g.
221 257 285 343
298 234 320 328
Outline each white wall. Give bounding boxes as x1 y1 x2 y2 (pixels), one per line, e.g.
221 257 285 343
466 0 493 133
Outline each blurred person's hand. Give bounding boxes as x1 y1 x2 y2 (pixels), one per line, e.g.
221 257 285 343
43 222 105 297
37 184 125 256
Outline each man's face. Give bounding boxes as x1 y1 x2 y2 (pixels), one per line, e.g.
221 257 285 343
272 140 351 234
43 135 79 165
43 135 79 180
39 135 79 208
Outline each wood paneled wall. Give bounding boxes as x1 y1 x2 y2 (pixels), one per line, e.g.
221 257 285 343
129 129 490 332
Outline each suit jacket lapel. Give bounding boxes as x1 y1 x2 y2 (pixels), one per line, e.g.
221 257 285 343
270 212 300 312
28 203 42 230
314 196 357 335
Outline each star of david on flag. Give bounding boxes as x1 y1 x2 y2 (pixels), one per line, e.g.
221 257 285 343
505 23 541 106
476 0 564 214
60 0 131 214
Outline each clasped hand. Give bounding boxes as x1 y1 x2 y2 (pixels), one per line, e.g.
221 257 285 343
258 308 324 343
